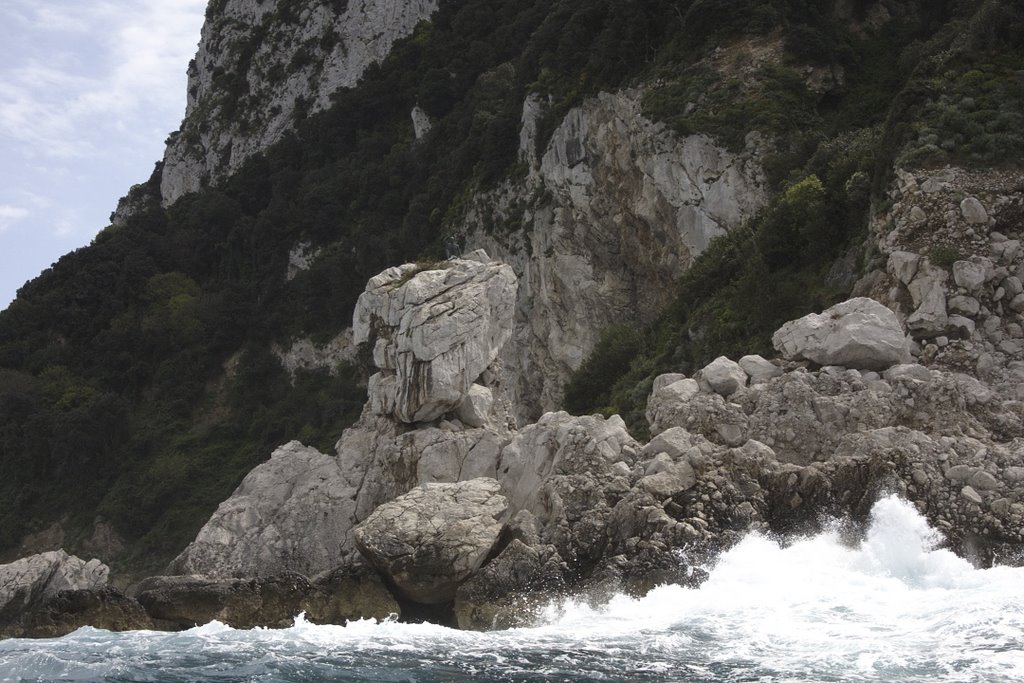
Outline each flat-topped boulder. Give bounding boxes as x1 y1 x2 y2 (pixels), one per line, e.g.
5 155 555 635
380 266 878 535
772 297 911 370
353 478 507 604
354 256 517 423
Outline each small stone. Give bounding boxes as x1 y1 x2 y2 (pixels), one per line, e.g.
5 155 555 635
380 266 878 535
947 295 980 317
456 384 494 428
953 260 987 291
945 465 972 482
999 466 1024 483
909 206 927 223
887 251 921 285
968 470 1000 491
883 363 932 382
738 355 783 385
961 485 984 505
701 356 748 397
652 373 687 393
960 197 989 225
990 498 1011 516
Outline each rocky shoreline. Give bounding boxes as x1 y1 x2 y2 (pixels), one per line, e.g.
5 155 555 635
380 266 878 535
5 231 1024 638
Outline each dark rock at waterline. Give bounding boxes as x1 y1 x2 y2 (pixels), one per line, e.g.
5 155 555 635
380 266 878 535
454 540 566 630
134 567 399 630
3 587 154 639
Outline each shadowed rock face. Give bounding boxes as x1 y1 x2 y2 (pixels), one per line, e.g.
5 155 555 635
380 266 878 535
353 478 508 604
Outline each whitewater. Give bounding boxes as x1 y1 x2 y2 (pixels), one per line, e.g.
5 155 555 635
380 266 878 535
2 496 1022 682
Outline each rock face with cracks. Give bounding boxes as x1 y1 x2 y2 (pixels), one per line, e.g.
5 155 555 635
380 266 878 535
353 478 508 604
354 256 517 424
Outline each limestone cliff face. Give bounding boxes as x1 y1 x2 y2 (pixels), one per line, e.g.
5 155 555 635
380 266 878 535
160 0 439 205
464 90 767 421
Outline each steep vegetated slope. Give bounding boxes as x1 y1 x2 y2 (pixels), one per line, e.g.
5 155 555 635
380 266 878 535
0 0 1020 576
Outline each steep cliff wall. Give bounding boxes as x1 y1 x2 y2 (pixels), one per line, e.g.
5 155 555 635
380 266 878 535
464 91 767 421
160 0 439 205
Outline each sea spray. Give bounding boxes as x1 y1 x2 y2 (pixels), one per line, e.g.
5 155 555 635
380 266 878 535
2 496 1023 682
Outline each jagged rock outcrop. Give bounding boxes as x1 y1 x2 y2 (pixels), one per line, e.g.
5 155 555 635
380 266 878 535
0 551 109 623
464 89 767 422
353 255 517 423
160 0 440 205
772 297 912 370
353 478 508 604
169 256 518 579
638 298 1024 565
496 411 640 573
168 441 357 578
0 551 123 638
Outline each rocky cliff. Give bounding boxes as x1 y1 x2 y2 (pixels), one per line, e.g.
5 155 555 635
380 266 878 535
160 0 439 205
464 90 767 422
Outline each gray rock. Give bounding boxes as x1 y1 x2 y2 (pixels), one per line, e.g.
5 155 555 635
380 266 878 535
968 470 1000 491
947 295 980 317
772 298 911 370
652 373 687 393
454 540 565 630
0 551 109 624
960 197 989 225
641 427 697 461
639 460 696 498
462 90 767 423
701 356 748 396
353 478 507 604
961 485 984 505
457 384 495 429
354 257 517 423
739 355 784 385
953 260 987 291
908 292 950 337
887 251 921 285
883 364 932 383
167 441 357 578
993 240 1021 265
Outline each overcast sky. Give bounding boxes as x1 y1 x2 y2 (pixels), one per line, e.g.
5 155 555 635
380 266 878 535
0 0 207 312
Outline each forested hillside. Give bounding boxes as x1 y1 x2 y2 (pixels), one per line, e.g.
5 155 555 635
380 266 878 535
0 0 1020 576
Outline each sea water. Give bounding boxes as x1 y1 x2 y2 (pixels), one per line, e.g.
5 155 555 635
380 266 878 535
2 495 1023 682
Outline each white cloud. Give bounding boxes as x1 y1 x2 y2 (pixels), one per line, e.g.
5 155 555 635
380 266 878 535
0 0 205 159
0 205 30 233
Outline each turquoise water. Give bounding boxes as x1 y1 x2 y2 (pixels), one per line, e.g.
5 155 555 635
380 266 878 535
2 497 1023 682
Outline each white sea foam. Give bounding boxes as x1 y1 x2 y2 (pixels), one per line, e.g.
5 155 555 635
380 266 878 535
2 495 1023 682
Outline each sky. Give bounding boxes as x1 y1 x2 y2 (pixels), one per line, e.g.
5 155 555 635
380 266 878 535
0 0 207 312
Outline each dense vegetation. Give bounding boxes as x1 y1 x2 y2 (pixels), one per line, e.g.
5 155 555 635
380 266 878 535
565 0 1024 435
0 0 1021 573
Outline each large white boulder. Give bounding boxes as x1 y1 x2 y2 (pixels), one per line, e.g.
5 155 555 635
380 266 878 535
353 256 517 423
772 297 911 370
